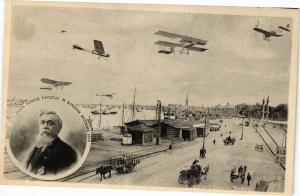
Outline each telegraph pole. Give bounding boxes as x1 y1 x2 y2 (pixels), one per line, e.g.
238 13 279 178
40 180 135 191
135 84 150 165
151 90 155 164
200 108 209 158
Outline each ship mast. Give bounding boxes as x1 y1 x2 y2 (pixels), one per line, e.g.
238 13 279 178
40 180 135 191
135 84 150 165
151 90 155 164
132 87 136 121
121 102 125 127
96 93 102 130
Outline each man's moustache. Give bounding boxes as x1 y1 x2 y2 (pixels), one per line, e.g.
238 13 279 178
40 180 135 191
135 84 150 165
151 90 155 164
41 130 54 137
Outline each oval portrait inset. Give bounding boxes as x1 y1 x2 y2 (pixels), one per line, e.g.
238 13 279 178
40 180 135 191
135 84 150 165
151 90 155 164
6 97 91 180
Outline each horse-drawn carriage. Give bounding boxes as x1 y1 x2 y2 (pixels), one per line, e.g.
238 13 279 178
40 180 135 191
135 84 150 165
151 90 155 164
96 154 141 181
223 136 235 145
230 166 247 183
111 154 140 174
178 161 209 187
245 121 250 127
255 144 264 152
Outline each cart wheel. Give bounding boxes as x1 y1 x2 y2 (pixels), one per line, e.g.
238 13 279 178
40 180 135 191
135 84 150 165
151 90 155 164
128 165 133 172
196 177 201 184
178 175 185 184
116 168 123 174
188 178 196 187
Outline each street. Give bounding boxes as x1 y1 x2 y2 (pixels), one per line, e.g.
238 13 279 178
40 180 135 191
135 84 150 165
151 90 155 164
82 118 285 191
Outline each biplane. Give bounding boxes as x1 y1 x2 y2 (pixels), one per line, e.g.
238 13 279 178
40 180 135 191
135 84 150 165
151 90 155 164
253 27 282 41
278 24 290 32
41 78 72 90
72 40 110 59
154 31 208 55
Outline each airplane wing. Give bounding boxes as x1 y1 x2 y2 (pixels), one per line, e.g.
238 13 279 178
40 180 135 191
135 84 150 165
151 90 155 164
40 87 52 90
179 38 207 45
94 40 105 55
41 78 58 85
154 40 184 48
187 46 208 52
41 78 72 86
155 31 184 39
155 31 207 45
253 28 270 35
56 81 72 86
73 44 84 50
278 26 290 32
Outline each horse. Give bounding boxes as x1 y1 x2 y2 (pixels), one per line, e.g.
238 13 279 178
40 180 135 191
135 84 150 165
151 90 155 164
96 165 113 181
201 165 209 180
200 148 206 158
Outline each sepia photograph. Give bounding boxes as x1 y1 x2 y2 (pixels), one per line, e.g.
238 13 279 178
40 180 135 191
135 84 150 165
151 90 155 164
5 97 91 180
0 1 299 196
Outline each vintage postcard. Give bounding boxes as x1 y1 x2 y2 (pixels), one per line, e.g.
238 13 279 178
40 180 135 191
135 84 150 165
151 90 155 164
0 1 299 195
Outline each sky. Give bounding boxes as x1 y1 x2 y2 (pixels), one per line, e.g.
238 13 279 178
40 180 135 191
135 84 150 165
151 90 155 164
7 4 293 107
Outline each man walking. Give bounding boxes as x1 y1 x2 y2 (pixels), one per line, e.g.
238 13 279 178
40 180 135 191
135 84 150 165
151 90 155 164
247 173 252 186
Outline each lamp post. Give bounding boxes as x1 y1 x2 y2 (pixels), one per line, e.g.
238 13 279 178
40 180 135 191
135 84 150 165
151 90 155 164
203 114 207 148
240 116 244 140
200 112 208 158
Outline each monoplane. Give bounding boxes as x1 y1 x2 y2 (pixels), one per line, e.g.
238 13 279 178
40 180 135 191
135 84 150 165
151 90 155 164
41 78 72 90
60 30 67 33
100 93 116 98
253 27 282 41
278 24 290 32
154 30 208 55
72 40 110 59
72 44 85 51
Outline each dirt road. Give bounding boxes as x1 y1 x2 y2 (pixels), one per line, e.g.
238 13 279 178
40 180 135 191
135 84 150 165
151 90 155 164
82 118 285 192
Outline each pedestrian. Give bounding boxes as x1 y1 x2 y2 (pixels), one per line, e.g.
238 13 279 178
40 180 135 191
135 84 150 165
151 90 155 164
200 147 206 158
213 139 216 144
241 173 245 184
255 182 259 191
168 144 173 153
221 133 223 138
247 173 252 186
238 165 243 176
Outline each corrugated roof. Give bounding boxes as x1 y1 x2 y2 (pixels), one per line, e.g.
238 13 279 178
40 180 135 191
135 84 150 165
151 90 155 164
127 124 157 133
125 119 159 127
162 119 200 129
139 120 159 126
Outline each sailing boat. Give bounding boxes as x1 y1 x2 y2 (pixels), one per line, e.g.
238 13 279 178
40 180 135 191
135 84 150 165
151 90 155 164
115 87 137 133
93 94 112 131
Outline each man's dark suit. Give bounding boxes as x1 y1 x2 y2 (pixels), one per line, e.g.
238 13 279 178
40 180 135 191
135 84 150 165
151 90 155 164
26 137 77 175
